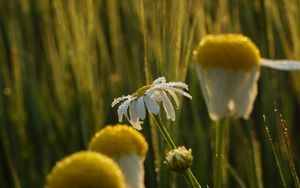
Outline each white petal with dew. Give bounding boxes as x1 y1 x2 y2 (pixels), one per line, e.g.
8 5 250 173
167 89 179 108
117 99 131 122
152 77 166 84
164 82 189 90
150 90 163 102
129 100 142 130
136 97 146 120
159 90 176 121
166 87 192 99
261 58 300 71
145 88 155 97
196 65 260 121
231 68 260 119
113 154 145 188
130 120 142 130
144 95 159 114
112 95 131 107
196 65 237 121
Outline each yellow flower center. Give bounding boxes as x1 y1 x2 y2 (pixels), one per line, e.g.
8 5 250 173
193 34 261 71
88 124 148 158
132 85 153 97
46 151 125 188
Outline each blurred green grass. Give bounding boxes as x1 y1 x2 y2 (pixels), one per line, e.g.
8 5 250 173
0 0 299 187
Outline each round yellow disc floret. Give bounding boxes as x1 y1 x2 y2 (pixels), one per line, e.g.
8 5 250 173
46 151 125 188
132 84 154 97
193 34 261 71
88 124 148 158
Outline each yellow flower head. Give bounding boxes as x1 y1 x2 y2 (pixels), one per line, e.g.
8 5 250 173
88 124 148 158
193 34 261 71
46 151 125 188
132 84 154 97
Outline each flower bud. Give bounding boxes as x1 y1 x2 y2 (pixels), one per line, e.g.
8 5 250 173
165 146 193 173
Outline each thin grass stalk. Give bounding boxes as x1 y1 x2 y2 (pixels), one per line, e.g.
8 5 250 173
226 162 247 188
278 114 300 187
251 131 264 188
263 115 288 188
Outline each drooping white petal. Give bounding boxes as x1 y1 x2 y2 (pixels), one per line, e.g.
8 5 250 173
196 65 260 121
196 65 238 121
159 90 176 121
261 58 300 71
231 68 260 119
136 97 146 120
166 89 179 108
130 120 142 130
143 95 159 114
112 95 131 107
113 154 145 188
166 87 192 99
145 87 155 96
152 77 166 84
117 99 131 122
129 100 142 130
164 82 189 90
150 90 163 102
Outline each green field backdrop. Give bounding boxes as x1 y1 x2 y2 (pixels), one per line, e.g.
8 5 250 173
0 0 299 187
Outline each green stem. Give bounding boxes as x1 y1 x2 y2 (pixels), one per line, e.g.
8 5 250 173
151 114 201 188
214 119 227 188
152 114 176 149
184 169 202 188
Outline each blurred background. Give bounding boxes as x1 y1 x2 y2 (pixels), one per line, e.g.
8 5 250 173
0 0 299 187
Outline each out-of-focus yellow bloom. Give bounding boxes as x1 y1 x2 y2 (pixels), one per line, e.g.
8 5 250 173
88 124 148 157
193 34 260 70
46 151 125 188
88 124 148 188
193 34 300 121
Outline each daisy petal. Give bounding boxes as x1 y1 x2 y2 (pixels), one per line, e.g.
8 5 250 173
196 65 233 121
167 89 179 108
129 100 142 129
167 87 192 99
131 121 142 130
261 58 300 71
159 91 175 121
144 95 159 114
232 68 260 119
145 88 155 97
117 100 131 122
129 100 138 122
150 90 163 102
152 77 166 84
136 97 146 120
165 82 189 90
196 65 260 121
112 95 131 107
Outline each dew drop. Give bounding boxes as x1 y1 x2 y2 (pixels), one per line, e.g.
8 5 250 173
3 87 11 96
192 50 198 56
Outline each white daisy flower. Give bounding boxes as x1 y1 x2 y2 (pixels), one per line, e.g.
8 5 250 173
112 77 192 130
193 34 300 121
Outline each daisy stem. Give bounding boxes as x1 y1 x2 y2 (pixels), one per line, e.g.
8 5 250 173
214 119 227 188
151 114 201 188
152 114 176 149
